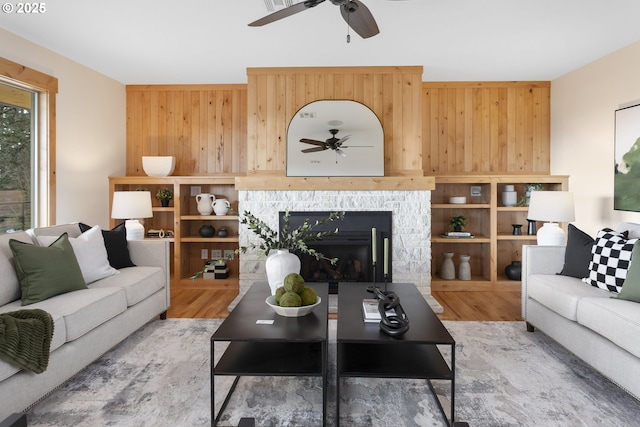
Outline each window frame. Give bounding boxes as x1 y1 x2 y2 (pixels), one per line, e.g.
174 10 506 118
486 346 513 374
0 57 58 226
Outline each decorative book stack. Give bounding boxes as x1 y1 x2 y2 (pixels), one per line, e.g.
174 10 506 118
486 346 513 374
440 231 474 238
203 260 229 279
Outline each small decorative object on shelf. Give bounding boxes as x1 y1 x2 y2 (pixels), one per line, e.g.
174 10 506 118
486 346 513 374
449 214 467 232
458 254 471 280
502 185 517 207
512 224 523 235
517 183 544 207
199 224 215 237
505 261 522 280
527 219 537 235
196 193 215 215
440 252 456 280
217 227 228 237
203 260 229 279
213 198 231 216
155 188 173 207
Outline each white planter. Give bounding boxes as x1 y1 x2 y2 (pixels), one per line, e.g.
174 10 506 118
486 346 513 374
265 249 301 295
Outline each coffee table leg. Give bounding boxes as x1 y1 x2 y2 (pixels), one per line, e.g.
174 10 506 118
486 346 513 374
451 342 456 425
322 340 327 426
336 344 340 426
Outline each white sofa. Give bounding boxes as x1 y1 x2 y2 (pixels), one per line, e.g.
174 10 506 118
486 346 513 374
0 223 170 420
522 223 640 401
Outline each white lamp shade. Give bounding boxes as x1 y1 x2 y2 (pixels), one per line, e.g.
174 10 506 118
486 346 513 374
111 191 153 219
527 191 575 222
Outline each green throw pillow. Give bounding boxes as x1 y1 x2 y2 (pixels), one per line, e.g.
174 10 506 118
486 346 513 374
10 233 87 306
617 241 640 303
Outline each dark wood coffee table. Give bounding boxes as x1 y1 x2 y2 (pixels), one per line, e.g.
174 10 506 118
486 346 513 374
336 282 456 426
210 282 328 426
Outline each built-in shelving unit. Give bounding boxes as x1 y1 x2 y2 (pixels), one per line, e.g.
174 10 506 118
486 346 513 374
431 175 569 291
109 175 241 289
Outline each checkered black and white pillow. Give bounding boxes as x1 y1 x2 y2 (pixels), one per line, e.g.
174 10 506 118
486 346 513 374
582 229 638 293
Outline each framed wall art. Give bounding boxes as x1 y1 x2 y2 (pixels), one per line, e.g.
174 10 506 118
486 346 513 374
614 103 640 211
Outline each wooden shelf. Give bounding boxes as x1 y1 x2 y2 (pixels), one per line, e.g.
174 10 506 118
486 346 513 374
431 175 569 291
109 175 242 288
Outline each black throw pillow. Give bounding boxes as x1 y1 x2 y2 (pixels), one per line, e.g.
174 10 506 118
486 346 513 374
79 222 135 269
558 224 595 278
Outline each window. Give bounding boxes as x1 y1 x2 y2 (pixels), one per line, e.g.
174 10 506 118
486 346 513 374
0 83 35 232
0 57 58 233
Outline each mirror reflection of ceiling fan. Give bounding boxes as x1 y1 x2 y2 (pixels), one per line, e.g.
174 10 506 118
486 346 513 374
300 129 372 161
249 0 387 40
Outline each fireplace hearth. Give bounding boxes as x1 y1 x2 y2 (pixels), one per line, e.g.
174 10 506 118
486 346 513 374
281 211 392 292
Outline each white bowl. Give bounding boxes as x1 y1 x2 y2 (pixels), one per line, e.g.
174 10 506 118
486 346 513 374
142 156 176 177
265 295 321 317
449 196 467 204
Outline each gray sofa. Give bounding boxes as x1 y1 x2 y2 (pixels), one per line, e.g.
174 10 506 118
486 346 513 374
522 223 640 401
0 223 170 420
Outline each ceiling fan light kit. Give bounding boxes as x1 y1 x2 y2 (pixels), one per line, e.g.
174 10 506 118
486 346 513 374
250 0 381 40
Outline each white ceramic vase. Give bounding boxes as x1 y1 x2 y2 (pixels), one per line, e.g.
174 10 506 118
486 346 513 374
440 252 455 280
265 249 301 295
196 193 215 215
213 198 230 216
459 254 471 281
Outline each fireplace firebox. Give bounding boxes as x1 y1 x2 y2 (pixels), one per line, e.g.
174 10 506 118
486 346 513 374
280 211 392 293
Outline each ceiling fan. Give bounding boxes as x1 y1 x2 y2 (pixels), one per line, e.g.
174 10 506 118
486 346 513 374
300 129 371 157
249 0 380 39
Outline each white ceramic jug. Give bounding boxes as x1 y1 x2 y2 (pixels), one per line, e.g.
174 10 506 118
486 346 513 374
196 193 215 215
213 198 230 216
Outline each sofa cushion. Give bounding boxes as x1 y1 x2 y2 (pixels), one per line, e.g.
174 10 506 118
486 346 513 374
79 223 135 269
30 223 82 239
37 225 118 285
616 241 640 303
17 287 127 342
559 224 595 279
528 273 612 321
9 234 87 305
577 297 640 359
89 266 164 306
0 307 65 382
583 229 638 293
0 231 31 307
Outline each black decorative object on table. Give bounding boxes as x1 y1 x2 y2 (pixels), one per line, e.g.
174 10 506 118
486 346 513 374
366 286 409 336
199 225 215 237
505 261 522 280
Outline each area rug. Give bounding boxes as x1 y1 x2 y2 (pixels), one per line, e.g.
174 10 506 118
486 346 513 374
26 319 639 426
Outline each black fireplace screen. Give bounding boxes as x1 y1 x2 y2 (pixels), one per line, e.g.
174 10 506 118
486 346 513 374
280 211 392 287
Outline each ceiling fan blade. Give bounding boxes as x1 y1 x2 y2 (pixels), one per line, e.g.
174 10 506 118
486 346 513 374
302 146 328 153
340 0 380 39
300 138 328 146
341 145 373 148
249 0 326 27
336 135 351 145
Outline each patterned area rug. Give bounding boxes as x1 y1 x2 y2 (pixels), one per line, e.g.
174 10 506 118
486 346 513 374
26 319 639 426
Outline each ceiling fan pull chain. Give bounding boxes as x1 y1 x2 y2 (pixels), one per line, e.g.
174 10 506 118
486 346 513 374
346 3 351 43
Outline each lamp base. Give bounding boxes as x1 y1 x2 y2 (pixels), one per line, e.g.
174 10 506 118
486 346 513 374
125 219 145 240
536 222 565 246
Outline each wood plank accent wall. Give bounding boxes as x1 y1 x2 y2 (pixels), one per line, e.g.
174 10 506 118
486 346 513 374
246 66 424 175
422 82 550 175
126 84 248 175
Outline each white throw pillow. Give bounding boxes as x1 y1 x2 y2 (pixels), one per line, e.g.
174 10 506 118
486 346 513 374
37 225 118 284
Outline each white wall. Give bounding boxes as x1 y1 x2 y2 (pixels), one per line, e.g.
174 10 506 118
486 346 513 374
551 40 640 236
0 29 126 228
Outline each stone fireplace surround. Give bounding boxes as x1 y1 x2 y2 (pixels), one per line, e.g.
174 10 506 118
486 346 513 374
234 189 443 312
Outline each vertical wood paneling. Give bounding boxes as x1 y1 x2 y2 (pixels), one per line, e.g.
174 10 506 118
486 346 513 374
126 84 247 176
422 82 550 174
246 66 424 175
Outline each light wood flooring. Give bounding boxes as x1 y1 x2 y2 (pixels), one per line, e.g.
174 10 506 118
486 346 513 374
167 286 522 321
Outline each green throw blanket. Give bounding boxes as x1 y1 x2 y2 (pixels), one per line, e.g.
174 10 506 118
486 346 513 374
0 309 54 374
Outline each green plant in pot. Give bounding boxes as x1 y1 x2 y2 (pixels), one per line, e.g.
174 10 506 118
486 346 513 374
156 188 173 207
449 214 467 232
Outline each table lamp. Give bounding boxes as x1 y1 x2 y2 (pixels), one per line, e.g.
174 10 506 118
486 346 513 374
527 191 575 245
111 191 153 240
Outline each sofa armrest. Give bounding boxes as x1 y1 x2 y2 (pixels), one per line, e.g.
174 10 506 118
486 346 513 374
521 245 566 319
127 239 171 308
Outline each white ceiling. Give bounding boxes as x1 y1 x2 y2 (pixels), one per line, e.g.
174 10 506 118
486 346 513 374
2 0 640 85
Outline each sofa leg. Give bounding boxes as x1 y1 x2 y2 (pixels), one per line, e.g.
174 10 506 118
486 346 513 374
526 322 535 332
159 311 167 320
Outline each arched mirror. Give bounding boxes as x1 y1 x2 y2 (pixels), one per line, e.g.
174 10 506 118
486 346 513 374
286 100 384 177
